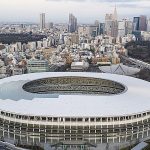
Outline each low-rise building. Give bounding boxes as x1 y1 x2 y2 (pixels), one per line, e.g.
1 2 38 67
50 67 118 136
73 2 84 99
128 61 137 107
27 58 49 73
71 61 89 71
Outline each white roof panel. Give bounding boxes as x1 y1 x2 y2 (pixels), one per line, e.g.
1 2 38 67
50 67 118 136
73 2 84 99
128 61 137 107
0 72 149 117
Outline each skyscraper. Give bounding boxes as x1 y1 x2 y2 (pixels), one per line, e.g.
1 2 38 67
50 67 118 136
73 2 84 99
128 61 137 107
139 15 147 31
147 19 150 32
111 21 118 37
68 13 77 33
118 19 133 37
133 17 140 31
105 6 118 37
133 16 147 31
99 23 105 35
105 14 114 36
118 20 126 37
125 20 133 34
40 13 45 30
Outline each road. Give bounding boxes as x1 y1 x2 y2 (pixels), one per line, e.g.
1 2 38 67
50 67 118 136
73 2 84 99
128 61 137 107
120 55 150 70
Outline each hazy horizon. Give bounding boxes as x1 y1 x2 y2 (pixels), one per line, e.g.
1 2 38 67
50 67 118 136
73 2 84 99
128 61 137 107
0 0 150 23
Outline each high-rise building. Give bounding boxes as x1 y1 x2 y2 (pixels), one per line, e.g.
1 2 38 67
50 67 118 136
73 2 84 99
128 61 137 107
139 15 147 31
118 19 133 37
40 13 46 30
94 20 101 36
133 17 140 31
94 20 100 27
68 13 77 33
99 23 105 35
105 14 114 36
118 20 126 37
133 16 147 31
111 21 118 37
147 19 150 32
78 26 98 37
105 6 118 37
125 20 133 34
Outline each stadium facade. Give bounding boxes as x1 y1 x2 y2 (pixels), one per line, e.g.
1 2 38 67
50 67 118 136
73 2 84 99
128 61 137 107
0 72 150 149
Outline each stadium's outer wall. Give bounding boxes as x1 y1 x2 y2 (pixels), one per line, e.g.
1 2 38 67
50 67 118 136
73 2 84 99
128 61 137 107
0 110 150 146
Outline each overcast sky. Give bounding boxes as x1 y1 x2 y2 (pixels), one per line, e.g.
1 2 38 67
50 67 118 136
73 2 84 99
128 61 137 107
0 0 150 23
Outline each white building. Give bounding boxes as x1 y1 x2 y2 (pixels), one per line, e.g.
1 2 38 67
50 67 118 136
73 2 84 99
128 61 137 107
37 41 43 49
118 20 126 37
28 42 36 51
71 61 89 71
27 58 49 73
16 42 22 51
43 38 48 48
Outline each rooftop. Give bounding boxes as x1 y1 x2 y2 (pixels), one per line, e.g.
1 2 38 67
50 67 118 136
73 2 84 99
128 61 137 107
0 72 150 117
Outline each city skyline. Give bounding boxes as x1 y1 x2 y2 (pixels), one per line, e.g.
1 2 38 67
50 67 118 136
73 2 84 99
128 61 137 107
0 0 150 23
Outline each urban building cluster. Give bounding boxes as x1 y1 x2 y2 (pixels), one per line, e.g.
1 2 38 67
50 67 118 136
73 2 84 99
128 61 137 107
0 7 149 79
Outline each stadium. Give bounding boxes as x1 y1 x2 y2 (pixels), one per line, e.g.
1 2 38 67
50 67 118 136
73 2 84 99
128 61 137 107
0 72 150 149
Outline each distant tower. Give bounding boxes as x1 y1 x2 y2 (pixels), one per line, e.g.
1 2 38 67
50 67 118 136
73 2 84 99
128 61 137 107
139 15 147 31
133 16 147 31
40 13 45 30
113 5 118 21
133 17 140 31
68 13 77 33
105 6 118 37
147 19 150 32
105 14 113 36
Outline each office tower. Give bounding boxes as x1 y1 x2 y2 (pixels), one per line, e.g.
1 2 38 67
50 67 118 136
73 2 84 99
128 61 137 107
118 20 126 37
99 23 105 35
94 20 101 35
68 13 77 33
147 19 150 32
133 16 147 31
118 19 133 37
125 20 133 34
95 20 100 27
105 6 118 37
139 15 147 31
111 21 118 37
78 25 98 37
133 17 140 31
105 14 113 36
40 13 46 30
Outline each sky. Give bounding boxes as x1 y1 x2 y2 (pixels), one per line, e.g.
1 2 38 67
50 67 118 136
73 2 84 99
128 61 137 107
0 0 150 23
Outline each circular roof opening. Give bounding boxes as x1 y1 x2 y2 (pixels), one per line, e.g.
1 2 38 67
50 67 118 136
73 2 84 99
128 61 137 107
22 76 126 95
